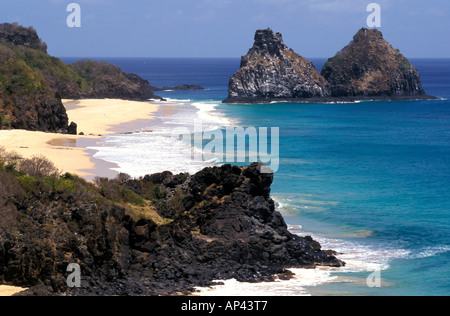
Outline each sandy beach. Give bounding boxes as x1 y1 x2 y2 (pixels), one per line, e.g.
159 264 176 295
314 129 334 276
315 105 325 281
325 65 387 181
0 99 159 179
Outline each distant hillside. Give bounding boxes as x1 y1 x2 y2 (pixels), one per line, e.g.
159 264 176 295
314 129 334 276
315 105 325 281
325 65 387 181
0 23 162 133
63 60 161 101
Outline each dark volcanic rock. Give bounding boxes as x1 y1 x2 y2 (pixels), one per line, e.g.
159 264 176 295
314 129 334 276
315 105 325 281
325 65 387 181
321 28 431 99
0 23 70 133
224 28 330 103
67 122 77 135
7 91 70 133
1 163 343 296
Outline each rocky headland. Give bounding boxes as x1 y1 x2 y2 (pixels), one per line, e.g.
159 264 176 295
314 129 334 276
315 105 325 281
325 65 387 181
0 156 343 296
0 23 163 134
0 23 71 133
224 28 437 104
0 23 205 134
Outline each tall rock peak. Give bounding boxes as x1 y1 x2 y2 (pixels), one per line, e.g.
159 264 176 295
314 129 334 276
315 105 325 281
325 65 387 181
250 28 287 57
224 28 330 103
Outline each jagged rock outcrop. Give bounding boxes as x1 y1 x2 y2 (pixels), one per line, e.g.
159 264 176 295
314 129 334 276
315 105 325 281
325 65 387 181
0 163 343 296
224 28 330 103
321 28 433 99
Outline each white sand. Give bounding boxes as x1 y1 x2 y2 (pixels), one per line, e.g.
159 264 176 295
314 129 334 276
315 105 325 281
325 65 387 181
0 99 159 178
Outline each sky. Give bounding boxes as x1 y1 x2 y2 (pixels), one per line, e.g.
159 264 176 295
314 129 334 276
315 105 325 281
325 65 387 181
0 0 449 58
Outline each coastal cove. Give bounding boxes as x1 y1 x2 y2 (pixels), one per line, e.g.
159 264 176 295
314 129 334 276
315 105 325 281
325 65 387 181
78 57 450 296
0 0 448 297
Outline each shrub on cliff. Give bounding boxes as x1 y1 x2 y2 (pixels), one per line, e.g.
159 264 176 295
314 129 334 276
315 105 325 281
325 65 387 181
18 155 59 178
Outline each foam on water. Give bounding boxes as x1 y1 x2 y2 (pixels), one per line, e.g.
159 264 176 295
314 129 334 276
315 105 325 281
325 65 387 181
196 194 412 296
196 225 411 296
408 245 450 260
88 99 234 178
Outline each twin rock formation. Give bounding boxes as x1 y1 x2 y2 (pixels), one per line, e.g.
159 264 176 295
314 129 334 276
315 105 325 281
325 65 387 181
224 28 435 103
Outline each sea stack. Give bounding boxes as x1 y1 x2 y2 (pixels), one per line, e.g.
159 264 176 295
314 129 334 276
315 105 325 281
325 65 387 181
321 28 431 99
224 28 330 103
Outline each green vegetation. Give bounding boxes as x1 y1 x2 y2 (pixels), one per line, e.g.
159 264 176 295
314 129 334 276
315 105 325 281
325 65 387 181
0 146 174 226
0 22 159 131
399 58 412 72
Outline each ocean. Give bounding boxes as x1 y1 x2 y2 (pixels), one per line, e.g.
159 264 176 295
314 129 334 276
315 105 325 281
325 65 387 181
62 57 450 296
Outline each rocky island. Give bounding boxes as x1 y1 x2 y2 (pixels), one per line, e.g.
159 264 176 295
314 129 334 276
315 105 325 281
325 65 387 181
224 28 330 103
224 28 437 104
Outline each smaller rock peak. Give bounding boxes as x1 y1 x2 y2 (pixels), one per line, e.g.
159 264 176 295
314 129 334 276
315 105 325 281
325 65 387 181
252 28 287 56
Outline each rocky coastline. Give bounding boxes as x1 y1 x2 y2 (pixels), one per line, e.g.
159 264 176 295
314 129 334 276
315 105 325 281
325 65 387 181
0 162 343 296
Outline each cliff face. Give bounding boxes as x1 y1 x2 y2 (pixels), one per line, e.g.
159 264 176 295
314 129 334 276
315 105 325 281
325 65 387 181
0 24 69 133
0 162 343 296
321 28 426 98
224 28 330 103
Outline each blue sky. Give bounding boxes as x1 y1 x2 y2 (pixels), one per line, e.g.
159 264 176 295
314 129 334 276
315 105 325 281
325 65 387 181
0 0 449 58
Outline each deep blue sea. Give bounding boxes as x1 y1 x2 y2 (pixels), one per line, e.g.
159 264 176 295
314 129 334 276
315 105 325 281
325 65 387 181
62 57 450 296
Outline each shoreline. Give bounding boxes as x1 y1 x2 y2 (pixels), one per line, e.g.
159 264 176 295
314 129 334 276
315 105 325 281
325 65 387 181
0 98 161 296
0 99 160 180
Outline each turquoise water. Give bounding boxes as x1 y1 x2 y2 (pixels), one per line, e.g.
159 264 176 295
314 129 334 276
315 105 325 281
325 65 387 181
222 60 450 296
62 57 450 296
